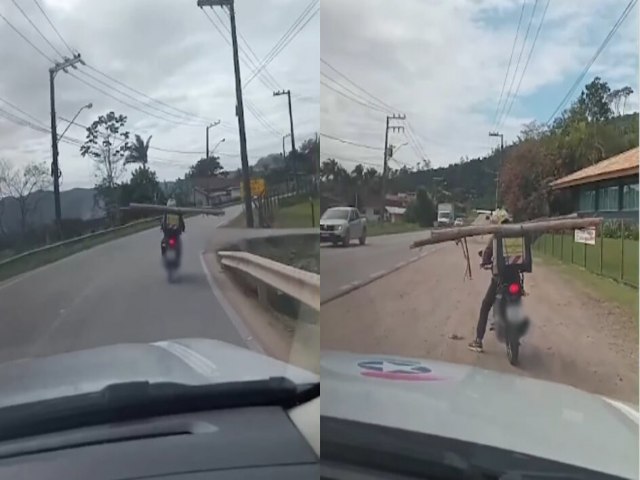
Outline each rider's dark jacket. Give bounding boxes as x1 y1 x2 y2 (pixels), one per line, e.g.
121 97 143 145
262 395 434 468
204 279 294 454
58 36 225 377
481 237 493 266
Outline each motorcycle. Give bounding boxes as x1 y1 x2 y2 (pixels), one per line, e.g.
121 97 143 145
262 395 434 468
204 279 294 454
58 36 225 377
161 232 182 283
478 234 532 366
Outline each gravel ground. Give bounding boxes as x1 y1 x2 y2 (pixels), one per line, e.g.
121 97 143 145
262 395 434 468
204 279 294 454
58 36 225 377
321 237 638 404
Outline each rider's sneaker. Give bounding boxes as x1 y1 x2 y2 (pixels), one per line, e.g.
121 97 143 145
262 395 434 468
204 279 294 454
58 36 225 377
468 339 483 352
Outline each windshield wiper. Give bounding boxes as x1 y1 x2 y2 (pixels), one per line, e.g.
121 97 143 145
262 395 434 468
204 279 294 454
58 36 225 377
0 377 318 443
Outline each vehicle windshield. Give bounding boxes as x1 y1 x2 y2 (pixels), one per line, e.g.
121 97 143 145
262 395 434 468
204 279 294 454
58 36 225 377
319 0 639 477
322 209 349 220
0 0 320 443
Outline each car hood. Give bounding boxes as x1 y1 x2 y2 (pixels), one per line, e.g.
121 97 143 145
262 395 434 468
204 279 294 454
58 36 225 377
321 351 639 479
0 339 318 410
320 218 348 226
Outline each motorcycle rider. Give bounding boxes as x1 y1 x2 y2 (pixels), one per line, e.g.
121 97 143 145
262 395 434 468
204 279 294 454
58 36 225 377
468 209 510 353
160 198 185 255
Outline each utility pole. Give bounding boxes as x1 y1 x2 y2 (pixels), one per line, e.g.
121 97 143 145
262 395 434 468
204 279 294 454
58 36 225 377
198 0 253 227
205 120 220 158
274 89 297 189
381 113 405 220
50 54 84 238
489 131 504 210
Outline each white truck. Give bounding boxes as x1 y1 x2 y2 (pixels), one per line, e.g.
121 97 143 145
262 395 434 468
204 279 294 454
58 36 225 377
437 203 454 227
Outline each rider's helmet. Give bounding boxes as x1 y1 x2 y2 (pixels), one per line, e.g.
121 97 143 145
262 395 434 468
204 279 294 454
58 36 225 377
490 208 510 225
166 198 177 208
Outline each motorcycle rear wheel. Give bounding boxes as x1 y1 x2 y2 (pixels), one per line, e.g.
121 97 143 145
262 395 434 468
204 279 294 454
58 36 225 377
506 331 520 366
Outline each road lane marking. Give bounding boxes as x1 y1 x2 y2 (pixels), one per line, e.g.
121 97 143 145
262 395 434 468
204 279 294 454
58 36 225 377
199 252 264 354
322 244 445 305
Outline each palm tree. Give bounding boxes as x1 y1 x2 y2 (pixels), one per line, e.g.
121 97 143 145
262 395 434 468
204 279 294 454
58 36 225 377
126 134 152 169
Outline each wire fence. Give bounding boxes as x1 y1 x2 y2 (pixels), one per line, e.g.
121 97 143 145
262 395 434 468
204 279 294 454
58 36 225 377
533 218 638 288
250 176 318 228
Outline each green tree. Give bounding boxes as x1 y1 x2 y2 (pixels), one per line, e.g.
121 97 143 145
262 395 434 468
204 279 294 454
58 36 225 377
187 156 223 178
121 166 164 205
575 76 613 123
125 134 152 169
410 186 436 227
80 111 130 225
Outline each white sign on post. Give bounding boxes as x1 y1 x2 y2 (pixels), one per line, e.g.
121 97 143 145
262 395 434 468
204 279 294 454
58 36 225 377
574 227 596 245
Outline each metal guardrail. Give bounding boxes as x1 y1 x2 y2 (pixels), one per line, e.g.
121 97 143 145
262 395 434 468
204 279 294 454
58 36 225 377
0 199 243 271
0 216 161 269
218 251 320 311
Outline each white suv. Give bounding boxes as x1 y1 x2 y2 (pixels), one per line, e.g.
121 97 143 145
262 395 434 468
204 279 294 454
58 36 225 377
320 207 367 247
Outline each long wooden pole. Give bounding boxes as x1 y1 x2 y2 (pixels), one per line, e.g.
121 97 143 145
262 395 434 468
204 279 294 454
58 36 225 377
410 217 603 249
126 203 225 216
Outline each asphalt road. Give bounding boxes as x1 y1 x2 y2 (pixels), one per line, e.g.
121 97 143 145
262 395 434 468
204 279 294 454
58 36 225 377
320 230 441 302
0 204 246 364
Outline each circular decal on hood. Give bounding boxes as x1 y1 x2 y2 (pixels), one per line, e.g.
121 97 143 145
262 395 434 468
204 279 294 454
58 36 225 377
357 359 446 381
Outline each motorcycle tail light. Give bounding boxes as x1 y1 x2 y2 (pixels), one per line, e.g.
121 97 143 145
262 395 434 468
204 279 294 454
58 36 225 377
168 237 176 247
508 283 520 295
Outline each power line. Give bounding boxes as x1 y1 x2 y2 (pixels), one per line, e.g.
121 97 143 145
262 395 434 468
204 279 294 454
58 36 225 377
74 68 203 126
243 0 317 89
320 133 383 150
243 1 319 89
545 0 637 124
201 8 274 93
496 0 539 128
0 95 47 127
493 0 526 127
320 80 387 114
499 0 550 129
59 117 209 155
200 8 283 137
84 65 215 125
10 0 64 57
211 8 279 91
0 107 83 147
321 72 388 112
68 72 200 127
31 0 75 54
0 11 56 62
320 58 399 113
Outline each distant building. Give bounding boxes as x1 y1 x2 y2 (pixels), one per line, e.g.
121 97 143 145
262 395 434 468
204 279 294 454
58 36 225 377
551 147 639 220
191 176 240 206
385 206 407 223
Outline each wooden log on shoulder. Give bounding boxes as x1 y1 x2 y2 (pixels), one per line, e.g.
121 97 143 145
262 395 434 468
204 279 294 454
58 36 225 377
410 217 602 249
126 203 225 216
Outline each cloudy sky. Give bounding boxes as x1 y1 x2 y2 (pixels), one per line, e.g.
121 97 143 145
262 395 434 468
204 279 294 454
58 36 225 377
320 0 639 172
0 0 319 189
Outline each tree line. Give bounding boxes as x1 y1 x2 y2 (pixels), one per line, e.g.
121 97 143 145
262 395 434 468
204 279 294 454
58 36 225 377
320 76 637 225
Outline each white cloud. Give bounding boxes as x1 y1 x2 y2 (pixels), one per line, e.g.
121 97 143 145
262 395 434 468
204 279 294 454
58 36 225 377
0 0 319 189
320 0 639 169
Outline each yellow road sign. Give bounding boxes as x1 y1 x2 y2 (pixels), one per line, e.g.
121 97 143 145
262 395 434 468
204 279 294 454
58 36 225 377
240 178 266 197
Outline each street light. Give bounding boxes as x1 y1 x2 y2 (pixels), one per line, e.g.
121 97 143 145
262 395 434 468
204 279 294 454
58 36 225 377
282 133 291 159
205 120 221 158
211 137 225 154
489 131 504 210
58 102 92 142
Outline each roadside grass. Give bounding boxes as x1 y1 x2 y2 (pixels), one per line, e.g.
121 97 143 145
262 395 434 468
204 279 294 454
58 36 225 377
273 199 319 228
223 198 320 229
539 234 638 288
535 254 638 319
367 221 424 237
0 219 160 283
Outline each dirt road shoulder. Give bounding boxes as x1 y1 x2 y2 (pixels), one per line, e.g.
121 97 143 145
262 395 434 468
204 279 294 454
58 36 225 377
321 238 638 403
